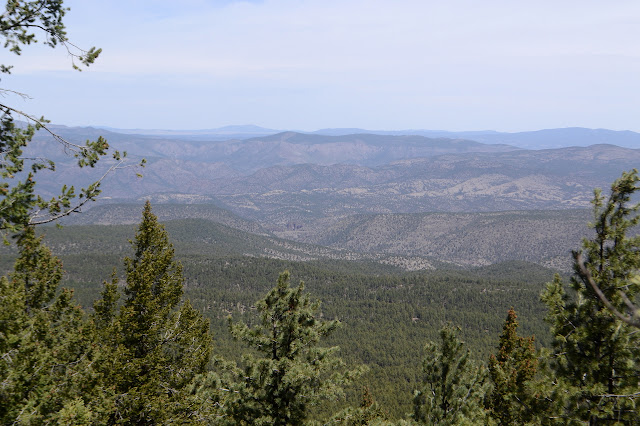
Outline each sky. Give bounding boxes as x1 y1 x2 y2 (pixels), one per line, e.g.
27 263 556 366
3 0 640 132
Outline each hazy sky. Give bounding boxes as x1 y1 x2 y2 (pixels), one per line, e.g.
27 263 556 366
4 0 640 131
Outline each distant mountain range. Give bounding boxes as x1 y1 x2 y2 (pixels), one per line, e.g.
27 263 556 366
32 125 640 222
306 127 640 149
37 142 639 249
31 127 520 173
26 123 640 270
89 124 640 149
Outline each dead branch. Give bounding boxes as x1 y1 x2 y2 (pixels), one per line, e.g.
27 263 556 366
575 252 640 328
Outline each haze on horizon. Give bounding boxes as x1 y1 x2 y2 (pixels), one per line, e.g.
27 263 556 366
4 0 640 133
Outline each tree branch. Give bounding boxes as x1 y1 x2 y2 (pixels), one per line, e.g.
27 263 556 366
0 102 90 154
575 252 640 328
27 157 130 225
0 88 31 99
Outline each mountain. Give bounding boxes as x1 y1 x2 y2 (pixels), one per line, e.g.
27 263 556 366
220 132 518 171
31 128 518 172
44 124 640 151
451 127 640 149
312 128 500 138
203 144 640 228
35 141 640 229
311 127 640 149
26 124 640 263
33 125 640 172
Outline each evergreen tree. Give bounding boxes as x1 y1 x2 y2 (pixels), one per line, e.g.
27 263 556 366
486 308 540 425
0 228 108 423
412 325 488 425
222 270 362 425
541 169 640 423
94 201 213 424
329 387 391 425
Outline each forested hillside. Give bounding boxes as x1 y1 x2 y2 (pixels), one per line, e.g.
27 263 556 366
53 203 597 271
0 220 555 417
278 209 593 269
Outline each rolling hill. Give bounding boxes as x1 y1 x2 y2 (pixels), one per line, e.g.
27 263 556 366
276 209 593 269
55 203 594 270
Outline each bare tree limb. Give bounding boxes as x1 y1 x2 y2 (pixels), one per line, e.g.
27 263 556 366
28 157 139 226
0 88 31 99
596 390 640 399
0 102 91 154
575 252 640 328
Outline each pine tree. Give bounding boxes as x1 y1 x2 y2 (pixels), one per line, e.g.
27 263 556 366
0 228 107 423
94 201 213 424
541 169 640 423
222 270 362 425
412 325 488 425
329 387 391 425
486 308 540 425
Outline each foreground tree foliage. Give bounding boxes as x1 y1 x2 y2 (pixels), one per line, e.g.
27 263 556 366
411 325 488 425
575 169 640 328
486 308 542 425
221 271 363 425
0 228 107 423
541 169 640 423
93 201 213 424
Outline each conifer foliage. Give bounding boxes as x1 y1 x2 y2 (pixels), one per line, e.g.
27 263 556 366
412 325 488 425
486 308 539 425
541 169 640 423
94 201 213 424
223 271 361 425
0 228 102 423
329 387 390 425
